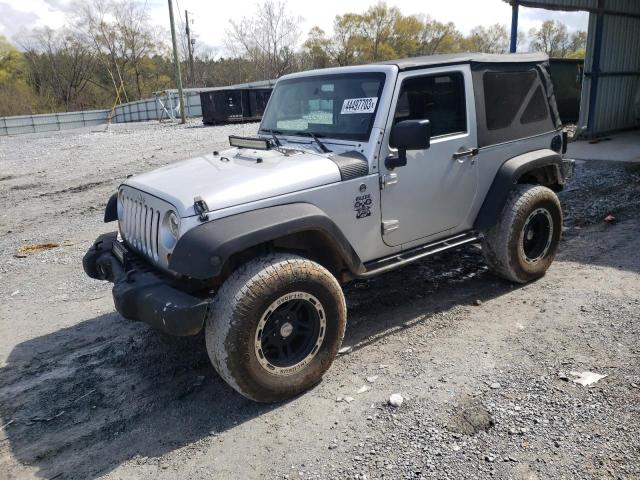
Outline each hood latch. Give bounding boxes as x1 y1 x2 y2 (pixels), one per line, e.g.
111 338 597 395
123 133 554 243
193 196 209 222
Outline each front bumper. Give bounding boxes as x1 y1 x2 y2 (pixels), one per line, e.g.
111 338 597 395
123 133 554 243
83 232 209 336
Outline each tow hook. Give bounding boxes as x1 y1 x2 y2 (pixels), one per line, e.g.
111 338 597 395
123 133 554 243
193 196 209 222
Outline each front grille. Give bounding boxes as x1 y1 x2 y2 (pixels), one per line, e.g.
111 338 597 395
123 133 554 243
120 191 161 261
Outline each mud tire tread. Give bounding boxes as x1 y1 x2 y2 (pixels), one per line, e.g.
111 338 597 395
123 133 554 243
481 185 562 284
205 253 346 402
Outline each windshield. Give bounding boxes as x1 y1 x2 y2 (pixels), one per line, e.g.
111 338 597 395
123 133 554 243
260 72 386 142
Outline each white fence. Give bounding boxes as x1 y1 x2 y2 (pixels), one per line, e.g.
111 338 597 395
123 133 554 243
0 80 276 137
110 91 204 123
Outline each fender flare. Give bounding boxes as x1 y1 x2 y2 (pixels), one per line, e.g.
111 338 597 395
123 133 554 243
474 149 564 230
168 203 365 279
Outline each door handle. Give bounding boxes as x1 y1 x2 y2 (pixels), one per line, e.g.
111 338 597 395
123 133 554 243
452 147 478 160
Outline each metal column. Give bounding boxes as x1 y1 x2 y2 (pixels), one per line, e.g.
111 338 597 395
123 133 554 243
510 1 519 53
586 0 605 137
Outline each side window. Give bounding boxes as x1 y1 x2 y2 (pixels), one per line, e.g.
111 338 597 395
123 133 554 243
483 70 550 129
394 72 466 137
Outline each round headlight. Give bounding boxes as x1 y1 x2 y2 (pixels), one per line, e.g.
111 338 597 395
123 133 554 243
168 211 180 239
161 210 181 250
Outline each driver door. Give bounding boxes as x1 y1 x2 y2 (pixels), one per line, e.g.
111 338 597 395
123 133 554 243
380 65 478 247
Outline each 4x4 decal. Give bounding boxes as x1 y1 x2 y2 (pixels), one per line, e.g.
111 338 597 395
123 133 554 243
354 194 372 219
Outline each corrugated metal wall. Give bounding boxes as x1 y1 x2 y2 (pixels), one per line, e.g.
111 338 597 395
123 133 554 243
605 0 640 16
518 0 640 15
520 0 596 10
586 11 640 134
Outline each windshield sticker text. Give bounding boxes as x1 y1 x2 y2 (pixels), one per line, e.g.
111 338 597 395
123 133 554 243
340 97 378 115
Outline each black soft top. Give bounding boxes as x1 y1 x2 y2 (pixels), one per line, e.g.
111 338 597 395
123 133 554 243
376 52 549 71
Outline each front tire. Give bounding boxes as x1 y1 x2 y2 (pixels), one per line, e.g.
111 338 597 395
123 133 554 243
205 253 347 402
481 185 562 283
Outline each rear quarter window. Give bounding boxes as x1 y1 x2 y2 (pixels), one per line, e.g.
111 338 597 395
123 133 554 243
520 85 550 124
478 67 554 146
484 71 538 130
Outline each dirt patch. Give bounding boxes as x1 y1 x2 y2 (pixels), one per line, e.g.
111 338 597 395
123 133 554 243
15 243 59 256
447 396 495 435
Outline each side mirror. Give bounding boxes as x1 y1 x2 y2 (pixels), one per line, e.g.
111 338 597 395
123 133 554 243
386 119 431 169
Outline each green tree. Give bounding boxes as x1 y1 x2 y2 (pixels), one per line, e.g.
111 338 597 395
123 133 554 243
529 20 569 57
303 27 333 69
566 30 587 58
303 4 465 67
463 24 510 54
417 16 463 55
359 3 401 61
0 35 50 116
332 13 365 66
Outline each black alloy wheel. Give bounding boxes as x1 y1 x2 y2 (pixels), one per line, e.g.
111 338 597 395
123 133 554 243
521 207 553 263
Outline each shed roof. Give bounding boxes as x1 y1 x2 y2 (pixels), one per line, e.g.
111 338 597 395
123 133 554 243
375 52 549 71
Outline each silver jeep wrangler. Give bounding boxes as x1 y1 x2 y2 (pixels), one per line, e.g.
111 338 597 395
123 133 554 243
84 52 574 402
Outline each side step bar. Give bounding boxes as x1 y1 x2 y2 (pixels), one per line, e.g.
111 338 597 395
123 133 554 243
357 231 481 279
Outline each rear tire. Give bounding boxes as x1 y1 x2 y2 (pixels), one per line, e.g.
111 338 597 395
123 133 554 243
205 253 346 402
481 185 562 284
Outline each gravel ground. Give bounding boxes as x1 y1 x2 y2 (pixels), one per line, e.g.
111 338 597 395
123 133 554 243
0 121 638 480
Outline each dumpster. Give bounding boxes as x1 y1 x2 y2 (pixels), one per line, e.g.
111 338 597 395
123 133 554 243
201 88 272 125
549 58 584 124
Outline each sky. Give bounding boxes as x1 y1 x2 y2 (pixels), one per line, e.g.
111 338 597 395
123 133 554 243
0 0 589 52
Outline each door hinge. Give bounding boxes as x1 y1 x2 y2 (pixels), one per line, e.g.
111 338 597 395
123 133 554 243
380 173 399 189
382 219 399 235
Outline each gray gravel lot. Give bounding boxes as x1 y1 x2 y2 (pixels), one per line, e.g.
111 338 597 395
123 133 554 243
0 121 639 480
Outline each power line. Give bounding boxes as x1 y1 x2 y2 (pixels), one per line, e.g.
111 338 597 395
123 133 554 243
175 0 186 32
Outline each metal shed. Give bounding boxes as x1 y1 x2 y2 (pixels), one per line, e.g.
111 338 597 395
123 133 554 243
506 0 640 137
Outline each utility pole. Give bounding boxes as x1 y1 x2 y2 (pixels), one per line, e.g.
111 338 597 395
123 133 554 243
185 10 195 87
168 0 186 124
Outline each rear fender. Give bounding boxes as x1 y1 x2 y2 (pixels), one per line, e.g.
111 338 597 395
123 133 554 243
474 149 565 230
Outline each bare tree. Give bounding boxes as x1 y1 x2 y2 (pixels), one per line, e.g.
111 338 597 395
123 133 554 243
21 27 96 111
225 0 302 79
72 0 165 101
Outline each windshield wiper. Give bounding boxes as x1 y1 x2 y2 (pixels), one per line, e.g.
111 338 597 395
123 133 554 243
260 128 282 147
293 131 332 153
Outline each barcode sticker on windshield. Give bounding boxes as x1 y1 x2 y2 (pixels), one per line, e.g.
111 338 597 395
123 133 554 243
340 97 378 114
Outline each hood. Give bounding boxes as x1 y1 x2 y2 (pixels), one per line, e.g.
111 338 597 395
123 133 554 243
125 147 342 217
